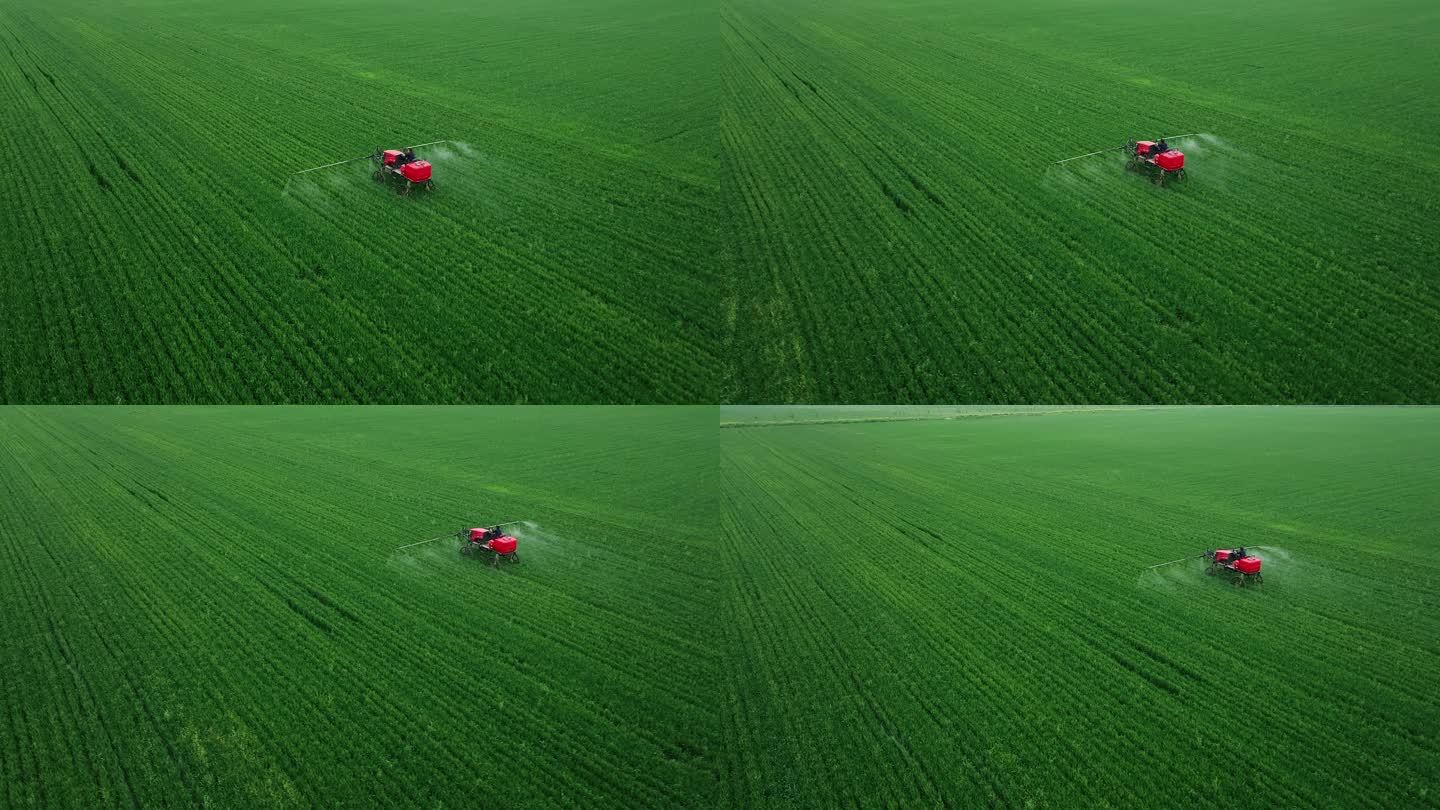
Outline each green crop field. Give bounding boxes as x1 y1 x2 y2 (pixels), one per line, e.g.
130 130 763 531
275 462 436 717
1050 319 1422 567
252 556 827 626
722 0 1440 403
1 0 716 403
0 406 716 806
721 407 1440 806
720 403 1144 426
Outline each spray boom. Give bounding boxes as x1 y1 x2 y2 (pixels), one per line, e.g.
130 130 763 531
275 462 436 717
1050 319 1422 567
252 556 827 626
1051 133 1205 165
283 139 453 191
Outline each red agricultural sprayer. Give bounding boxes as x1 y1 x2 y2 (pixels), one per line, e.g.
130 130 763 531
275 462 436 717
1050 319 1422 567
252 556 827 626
1052 133 1201 186
1146 546 1265 587
370 147 435 195
1204 547 1262 585
282 140 449 195
393 519 526 568
457 524 521 566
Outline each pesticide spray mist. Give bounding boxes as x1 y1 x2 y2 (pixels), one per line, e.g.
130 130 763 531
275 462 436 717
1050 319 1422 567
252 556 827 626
423 141 478 163
1251 544 1296 585
1196 133 1230 149
510 520 564 552
1185 133 1244 188
386 534 457 577
1136 558 1201 592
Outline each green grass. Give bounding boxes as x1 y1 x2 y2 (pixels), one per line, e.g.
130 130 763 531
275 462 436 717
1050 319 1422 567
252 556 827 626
720 404 1144 426
722 0 1440 403
0 0 716 403
0 406 716 806
721 407 1440 806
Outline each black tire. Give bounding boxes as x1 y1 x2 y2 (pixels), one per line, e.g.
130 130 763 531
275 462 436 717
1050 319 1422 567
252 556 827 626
373 170 383 182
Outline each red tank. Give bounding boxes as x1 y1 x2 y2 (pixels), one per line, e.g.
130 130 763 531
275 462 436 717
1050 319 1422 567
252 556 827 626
1156 150 1185 171
401 161 431 182
383 149 402 166
1235 556 1261 574
489 535 517 554
1136 140 1155 155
